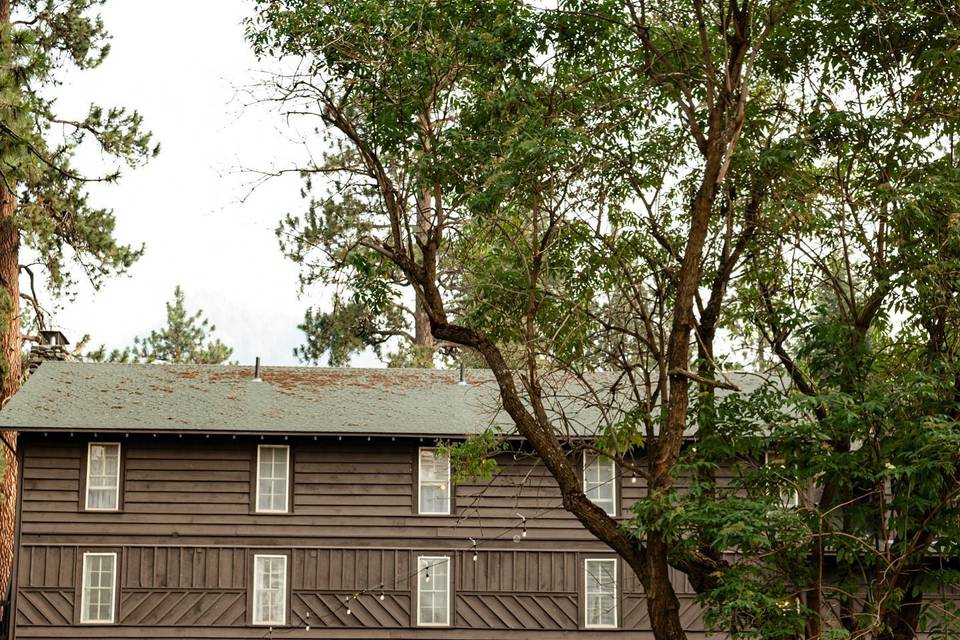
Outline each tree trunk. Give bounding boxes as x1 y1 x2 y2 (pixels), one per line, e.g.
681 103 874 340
0 0 19 607
0 193 19 604
414 188 435 352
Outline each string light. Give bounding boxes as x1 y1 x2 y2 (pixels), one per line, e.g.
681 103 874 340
260 468 622 637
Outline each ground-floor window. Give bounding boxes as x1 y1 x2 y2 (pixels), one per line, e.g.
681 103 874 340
80 552 117 624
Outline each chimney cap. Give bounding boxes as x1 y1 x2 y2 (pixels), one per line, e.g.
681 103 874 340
39 330 69 346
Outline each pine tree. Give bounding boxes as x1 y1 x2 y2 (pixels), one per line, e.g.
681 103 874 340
85 286 233 365
0 0 156 597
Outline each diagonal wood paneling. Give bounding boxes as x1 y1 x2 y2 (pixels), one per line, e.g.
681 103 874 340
119 590 245 626
292 592 411 628
16 589 73 626
455 594 577 630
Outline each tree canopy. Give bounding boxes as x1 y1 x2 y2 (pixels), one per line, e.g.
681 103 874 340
248 1 960 638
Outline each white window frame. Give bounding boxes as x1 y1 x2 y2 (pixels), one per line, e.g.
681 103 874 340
584 558 618 629
252 554 288 626
80 552 117 624
583 453 617 516
256 444 290 513
85 442 121 511
416 555 451 627
417 448 451 515
765 452 800 509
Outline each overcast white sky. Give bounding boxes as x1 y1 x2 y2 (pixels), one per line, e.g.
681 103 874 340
44 1 371 367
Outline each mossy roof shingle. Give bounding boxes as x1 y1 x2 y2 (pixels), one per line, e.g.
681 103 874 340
0 362 767 437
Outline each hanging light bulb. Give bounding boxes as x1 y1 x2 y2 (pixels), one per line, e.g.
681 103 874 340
631 475 637 484
379 593 385 601
425 568 431 583
345 598 352 616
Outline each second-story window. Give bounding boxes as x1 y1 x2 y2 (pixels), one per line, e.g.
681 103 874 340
256 445 289 513
583 453 616 516
765 452 799 508
584 558 617 628
418 448 450 515
417 556 450 626
85 443 121 511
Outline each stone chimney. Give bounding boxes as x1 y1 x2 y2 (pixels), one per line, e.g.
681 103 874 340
28 330 70 373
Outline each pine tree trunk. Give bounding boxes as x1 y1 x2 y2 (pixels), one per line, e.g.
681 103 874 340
0 180 19 607
0 0 21 606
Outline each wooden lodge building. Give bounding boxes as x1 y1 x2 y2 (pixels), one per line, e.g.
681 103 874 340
0 362 725 639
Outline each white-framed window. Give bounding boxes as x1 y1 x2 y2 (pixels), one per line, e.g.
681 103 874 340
256 445 290 513
85 443 121 511
417 555 450 626
584 453 616 516
80 552 117 624
765 452 799 508
252 554 287 626
584 558 617 629
418 448 450 515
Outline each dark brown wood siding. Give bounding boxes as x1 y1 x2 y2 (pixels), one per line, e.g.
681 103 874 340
12 434 708 639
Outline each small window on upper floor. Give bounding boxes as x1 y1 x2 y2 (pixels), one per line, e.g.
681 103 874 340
418 448 450 515
80 552 117 624
583 453 616 516
584 558 617 629
256 445 290 513
765 452 799 509
85 443 121 511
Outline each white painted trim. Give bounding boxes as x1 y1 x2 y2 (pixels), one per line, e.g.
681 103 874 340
764 452 799 508
583 453 617 516
583 558 618 629
255 444 290 513
417 448 451 515
416 555 451 627
80 552 117 624
252 554 288 626
84 442 121 512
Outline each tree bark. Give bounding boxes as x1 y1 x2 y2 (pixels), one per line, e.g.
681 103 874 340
414 189 434 351
0 0 19 608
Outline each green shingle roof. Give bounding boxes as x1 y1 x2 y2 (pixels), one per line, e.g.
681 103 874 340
0 362 767 437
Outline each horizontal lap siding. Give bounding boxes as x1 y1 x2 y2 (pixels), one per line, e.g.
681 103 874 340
20 436 636 545
15 434 680 639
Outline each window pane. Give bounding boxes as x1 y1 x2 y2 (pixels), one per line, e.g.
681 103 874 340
257 446 289 512
584 454 616 515
419 450 450 514
86 444 120 510
417 556 449 625
82 553 116 623
585 559 617 628
253 555 287 625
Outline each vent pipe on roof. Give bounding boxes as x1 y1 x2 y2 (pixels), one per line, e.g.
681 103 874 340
458 362 467 385
253 356 262 382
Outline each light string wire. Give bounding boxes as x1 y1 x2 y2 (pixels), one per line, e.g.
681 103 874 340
261 471 628 637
